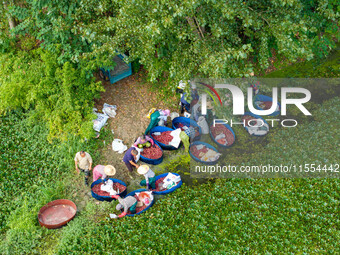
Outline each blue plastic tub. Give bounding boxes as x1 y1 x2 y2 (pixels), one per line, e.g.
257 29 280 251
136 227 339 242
150 126 180 150
139 141 163 165
124 189 155 217
189 141 220 165
172 117 202 141
242 112 270 137
209 120 236 148
140 172 183 195
254 94 281 116
91 178 127 202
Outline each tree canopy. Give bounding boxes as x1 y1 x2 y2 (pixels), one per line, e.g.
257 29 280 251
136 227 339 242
0 0 338 138
2 0 338 79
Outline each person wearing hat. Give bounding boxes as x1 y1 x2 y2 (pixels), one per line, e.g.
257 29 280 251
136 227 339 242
92 165 116 182
111 194 138 218
138 165 156 190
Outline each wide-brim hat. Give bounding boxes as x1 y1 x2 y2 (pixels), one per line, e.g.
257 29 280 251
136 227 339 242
137 165 150 175
104 165 116 176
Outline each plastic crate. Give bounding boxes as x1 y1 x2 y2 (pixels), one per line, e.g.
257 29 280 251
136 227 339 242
100 54 132 84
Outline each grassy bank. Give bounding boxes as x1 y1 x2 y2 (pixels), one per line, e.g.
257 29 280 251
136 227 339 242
0 111 111 254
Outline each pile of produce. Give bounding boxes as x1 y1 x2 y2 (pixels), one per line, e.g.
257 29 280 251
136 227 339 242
150 177 172 192
210 125 235 146
92 182 126 196
141 146 163 159
255 101 273 110
190 145 208 158
190 144 221 162
151 131 173 145
176 123 187 130
176 123 200 137
242 115 257 127
154 177 167 191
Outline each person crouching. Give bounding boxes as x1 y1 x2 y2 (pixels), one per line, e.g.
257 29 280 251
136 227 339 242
137 165 156 190
111 195 138 218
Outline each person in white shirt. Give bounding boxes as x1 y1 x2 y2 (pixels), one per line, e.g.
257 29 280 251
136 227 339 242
74 151 93 186
137 165 156 190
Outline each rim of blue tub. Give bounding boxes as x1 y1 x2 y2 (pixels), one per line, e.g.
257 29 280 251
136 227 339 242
124 188 155 217
243 112 270 137
91 178 127 202
189 141 220 165
172 117 202 141
139 141 164 165
140 172 183 195
253 94 281 116
209 120 236 148
149 126 180 150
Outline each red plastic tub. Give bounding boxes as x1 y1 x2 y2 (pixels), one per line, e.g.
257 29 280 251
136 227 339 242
38 199 77 229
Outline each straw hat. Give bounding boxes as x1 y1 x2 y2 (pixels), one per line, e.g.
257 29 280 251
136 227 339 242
137 165 150 175
104 165 116 176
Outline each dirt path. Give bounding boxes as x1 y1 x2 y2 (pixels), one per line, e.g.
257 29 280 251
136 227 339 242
94 73 178 189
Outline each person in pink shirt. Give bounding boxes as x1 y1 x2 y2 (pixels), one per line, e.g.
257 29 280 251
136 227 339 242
92 165 116 182
133 134 154 149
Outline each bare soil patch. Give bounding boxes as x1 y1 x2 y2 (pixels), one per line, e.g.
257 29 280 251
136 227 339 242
93 73 178 188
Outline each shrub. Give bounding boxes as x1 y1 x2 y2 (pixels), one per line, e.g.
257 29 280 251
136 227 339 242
0 48 104 140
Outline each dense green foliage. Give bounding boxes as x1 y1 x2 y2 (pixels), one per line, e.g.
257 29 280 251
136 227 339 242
265 43 340 78
1 0 339 82
0 48 105 139
0 111 67 234
247 97 340 166
5 0 91 62
80 0 339 83
0 111 110 254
